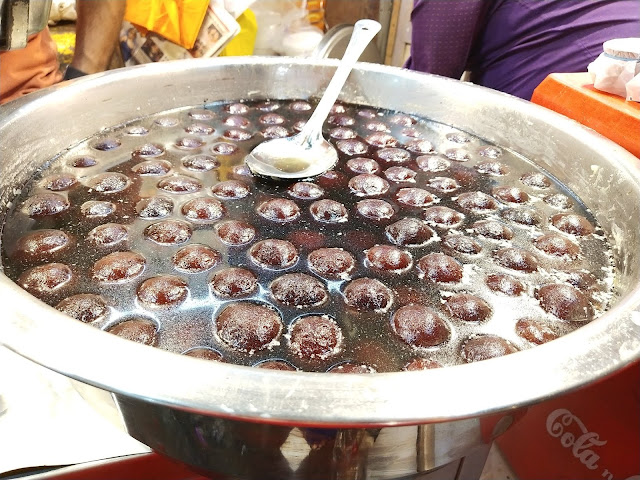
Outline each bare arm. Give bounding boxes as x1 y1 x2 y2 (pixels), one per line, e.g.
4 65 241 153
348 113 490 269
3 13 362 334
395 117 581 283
70 0 126 74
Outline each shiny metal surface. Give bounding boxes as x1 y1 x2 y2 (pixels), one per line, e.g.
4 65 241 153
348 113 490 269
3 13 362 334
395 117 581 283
246 20 381 180
313 24 383 64
1 58 640 478
0 0 51 50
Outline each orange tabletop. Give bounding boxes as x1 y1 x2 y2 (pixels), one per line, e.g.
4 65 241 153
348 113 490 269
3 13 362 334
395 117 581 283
531 72 639 158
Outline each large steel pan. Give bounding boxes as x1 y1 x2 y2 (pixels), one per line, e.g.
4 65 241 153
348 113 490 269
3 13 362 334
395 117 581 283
1 58 639 479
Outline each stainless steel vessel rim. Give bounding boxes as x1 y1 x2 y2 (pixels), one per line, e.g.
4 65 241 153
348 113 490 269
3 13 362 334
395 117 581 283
1 58 639 426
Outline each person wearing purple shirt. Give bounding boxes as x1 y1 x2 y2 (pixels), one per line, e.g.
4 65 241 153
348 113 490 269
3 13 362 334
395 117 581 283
406 0 640 100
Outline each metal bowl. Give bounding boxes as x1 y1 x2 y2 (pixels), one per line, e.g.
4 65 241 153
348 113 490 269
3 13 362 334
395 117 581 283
1 58 639 479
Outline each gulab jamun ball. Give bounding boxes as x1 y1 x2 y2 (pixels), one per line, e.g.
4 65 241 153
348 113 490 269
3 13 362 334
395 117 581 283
1 98 614 372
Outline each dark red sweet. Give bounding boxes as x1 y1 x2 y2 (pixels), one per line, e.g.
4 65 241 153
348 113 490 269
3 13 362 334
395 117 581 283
144 220 192 245
224 115 251 128
417 253 463 283
417 156 450 172
249 239 298 269
81 201 115 218
386 218 434 247
376 147 411 164
543 193 573 210
472 220 513 240
348 174 390 197
87 223 128 247
87 172 130 193
550 213 595 236
494 248 538 272
131 160 172 175
328 114 355 126
534 233 580 258
356 199 395 220
270 273 328 307
185 123 215 135
255 360 296 370
182 154 220 171
289 315 342 359
215 220 256 245
404 358 443 370
501 208 541 226
212 180 250 199
396 188 436 208
384 166 416 182
388 114 416 126
14 229 71 258
444 148 470 162
423 206 465 228
215 302 282 352
492 186 529 204
259 113 285 125
365 132 398 148
329 127 356 139
327 363 376 374
69 156 97 168
336 139 368 156
521 172 551 189
92 138 121 151
536 284 594 322
516 318 558 344
405 139 434 154
211 142 238 155
133 143 164 157
173 244 221 273
346 157 380 174
427 176 460 193
486 274 525 296
456 191 498 212
308 248 355 279
23 193 69 217
365 245 412 272
343 277 393 312
224 102 249 114
310 199 348 223
136 196 174 219
478 145 502 158
475 161 508 176
42 174 77 191
262 126 289 138
157 175 202 194
56 294 109 323
392 304 450 347
18 263 72 295
137 275 188 307
442 235 482 255
92 251 145 283
181 197 226 222
107 319 157 346
461 335 518 363
287 182 324 200
184 348 223 361
257 198 300 222
223 129 252 141
210 267 257 297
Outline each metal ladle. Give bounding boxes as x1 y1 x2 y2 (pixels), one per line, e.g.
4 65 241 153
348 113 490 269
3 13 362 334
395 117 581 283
245 19 381 181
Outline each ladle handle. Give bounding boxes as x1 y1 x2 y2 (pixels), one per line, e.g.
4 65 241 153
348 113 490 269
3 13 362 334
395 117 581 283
299 19 381 146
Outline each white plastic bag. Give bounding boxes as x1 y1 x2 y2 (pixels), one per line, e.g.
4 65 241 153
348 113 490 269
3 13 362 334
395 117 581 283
588 37 640 102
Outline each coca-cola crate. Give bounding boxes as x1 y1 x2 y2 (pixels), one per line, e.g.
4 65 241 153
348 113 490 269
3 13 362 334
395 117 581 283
496 361 640 480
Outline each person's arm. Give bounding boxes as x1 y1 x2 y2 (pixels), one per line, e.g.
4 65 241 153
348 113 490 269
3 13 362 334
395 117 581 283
68 0 126 75
406 0 485 80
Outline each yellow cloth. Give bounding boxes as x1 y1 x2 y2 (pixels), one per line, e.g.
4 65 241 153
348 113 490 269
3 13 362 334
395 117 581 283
219 9 257 56
124 0 209 49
